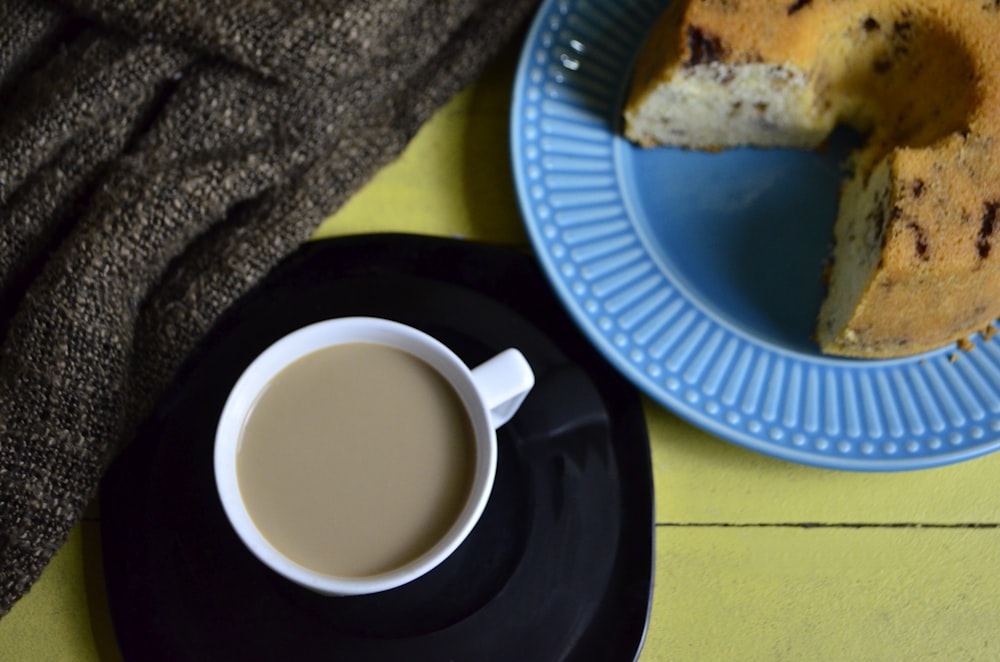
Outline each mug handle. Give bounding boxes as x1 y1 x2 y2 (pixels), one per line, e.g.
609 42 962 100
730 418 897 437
470 349 535 429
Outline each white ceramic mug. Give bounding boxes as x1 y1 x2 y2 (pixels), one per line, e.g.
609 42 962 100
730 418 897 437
214 317 534 595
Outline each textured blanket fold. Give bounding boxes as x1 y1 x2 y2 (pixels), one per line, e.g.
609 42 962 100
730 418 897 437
0 0 536 615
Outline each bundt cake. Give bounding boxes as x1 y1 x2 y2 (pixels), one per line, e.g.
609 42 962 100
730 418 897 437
624 0 1000 358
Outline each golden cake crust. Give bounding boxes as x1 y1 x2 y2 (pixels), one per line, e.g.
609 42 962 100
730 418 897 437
624 0 1000 358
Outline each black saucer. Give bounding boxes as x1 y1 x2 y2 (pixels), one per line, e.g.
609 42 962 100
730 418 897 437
100 234 654 661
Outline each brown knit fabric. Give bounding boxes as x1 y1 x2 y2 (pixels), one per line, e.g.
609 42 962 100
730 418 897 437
0 0 537 615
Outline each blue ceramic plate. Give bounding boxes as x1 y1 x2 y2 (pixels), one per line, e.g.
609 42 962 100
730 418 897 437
510 0 1000 471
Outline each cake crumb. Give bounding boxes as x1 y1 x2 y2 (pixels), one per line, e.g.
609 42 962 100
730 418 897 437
949 353 959 363
983 324 998 341
958 337 975 352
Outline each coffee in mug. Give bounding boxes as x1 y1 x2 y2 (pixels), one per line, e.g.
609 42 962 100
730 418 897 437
214 317 534 595
236 342 476 577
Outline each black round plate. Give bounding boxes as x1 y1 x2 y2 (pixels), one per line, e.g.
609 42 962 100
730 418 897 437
100 234 654 662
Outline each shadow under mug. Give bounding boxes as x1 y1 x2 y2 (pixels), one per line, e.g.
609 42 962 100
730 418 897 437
213 316 535 595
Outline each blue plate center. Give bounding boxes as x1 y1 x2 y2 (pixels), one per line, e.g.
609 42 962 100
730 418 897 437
620 127 862 356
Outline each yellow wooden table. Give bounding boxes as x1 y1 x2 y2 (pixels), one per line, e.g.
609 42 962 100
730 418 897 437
3 50 1000 662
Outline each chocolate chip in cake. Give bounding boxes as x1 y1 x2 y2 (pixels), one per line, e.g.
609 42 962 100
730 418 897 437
873 56 892 74
862 17 881 32
893 16 913 38
889 14 914 55
911 179 926 197
976 200 999 258
685 26 725 66
906 222 930 260
787 0 813 15
714 66 736 84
